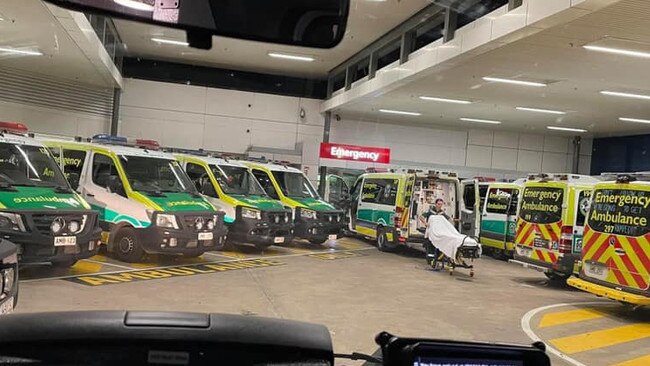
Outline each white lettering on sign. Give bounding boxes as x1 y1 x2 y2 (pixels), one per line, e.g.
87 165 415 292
330 147 381 161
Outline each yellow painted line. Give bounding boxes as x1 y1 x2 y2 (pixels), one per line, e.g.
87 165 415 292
550 324 650 354
219 251 248 259
128 262 158 269
89 254 109 262
612 354 650 366
70 261 103 274
538 308 606 328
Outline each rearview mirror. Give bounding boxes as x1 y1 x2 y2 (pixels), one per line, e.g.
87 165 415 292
44 0 349 49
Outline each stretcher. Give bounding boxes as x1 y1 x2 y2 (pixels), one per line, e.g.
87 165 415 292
425 215 481 276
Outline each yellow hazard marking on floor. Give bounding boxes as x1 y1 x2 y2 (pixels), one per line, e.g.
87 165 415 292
70 261 103 274
612 354 650 366
538 308 606 328
332 241 367 250
219 251 248 259
89 254 109 262
67 258 284 286
550 324 650 354
308 251 364 261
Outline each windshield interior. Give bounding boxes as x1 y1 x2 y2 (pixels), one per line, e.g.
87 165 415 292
0 142 69 190
211 164 266 196
120 156 197 195
272 171 318 199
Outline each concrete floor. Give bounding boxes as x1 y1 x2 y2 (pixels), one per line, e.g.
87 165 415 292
15 238 650 366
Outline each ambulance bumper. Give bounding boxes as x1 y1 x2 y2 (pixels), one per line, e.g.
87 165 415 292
568 277 650 306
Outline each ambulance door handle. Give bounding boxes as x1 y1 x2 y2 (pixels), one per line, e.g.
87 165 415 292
85 193 95 197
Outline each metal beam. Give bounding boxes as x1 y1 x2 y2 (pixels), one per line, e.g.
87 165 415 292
443 8 457 43
572 136 582 174
344 65 357 91
110 88 121 135
318 111 332 196
508 0 523 11
368 52 378 79
400 31 416 64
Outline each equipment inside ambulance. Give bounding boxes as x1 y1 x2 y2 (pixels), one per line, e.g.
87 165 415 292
511 174 598 281
245 162 344 245
176 152 292 249
0 122 101 267
348 171 479 252
43 135 227 262
568 173 650 306
479 180 525 259
0 239 18 315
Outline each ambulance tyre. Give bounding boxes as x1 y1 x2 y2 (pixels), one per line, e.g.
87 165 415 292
376 227 396 252
51 259 78 268
544 271 571 282
112 227 144 263
308 237 328 245
183 252 205 258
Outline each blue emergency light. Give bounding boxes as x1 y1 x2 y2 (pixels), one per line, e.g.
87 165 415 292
92 134 128 145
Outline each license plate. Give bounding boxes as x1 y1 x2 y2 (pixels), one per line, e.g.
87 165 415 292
533 238 549 248
386 232 394 241
198 232 213 241
328 234 338 241
0 297 14 315
274 237 285 244
54 236 76 246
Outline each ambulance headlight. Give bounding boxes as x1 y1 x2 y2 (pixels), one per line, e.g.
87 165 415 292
0 212 26 232
207 219 215 230
2 267 15 294
156 214 179 229
300 209 317 220
50 217 65 234
67 220 81 234
241 208 261 220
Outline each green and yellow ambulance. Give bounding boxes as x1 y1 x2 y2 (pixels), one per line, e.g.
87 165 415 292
511 174 597 281
244 161 344 244
0 122 101 267
43 135 227 262
175 152 293 249
347 171 479 251
479 179 525 259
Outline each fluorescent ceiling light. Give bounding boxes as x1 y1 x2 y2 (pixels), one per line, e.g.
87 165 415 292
516 106 566 115
601 90 650 100
379 109 421 116
151 37 189 46
619 117 650 124
460 118 501 125
419 96 472 104
0 47 43 56
114 0 154 12
482 77 546 87
268 52 314 62
584 45 650 59
547 126 587 133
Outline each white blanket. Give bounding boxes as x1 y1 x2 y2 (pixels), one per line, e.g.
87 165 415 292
425 215 481 259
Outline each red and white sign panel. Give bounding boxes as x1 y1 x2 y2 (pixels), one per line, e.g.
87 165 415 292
320 143 391 164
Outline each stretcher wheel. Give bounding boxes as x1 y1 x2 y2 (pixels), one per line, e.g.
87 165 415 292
470 270 475 278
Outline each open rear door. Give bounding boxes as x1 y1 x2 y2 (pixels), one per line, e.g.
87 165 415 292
460 179 480 238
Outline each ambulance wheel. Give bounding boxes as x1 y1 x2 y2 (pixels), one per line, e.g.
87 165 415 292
183 252 205 258
376 227 396 252
254 243 273 251
214 235 228 251
308 237 328 245
51 259 78 268
544 271 571 282
112 227 144 263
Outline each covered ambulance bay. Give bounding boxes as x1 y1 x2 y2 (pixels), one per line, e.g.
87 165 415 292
3 1 650 366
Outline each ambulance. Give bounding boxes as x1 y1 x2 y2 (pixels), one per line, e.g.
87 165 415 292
511 174 598 280
43 135 227 262
347 170 479 251
568 173 650 306
479 179 525 259
0 122 101 267
244 161 344 244
175 152 293 249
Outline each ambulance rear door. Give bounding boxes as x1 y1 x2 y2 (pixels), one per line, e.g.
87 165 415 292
460 179 480 238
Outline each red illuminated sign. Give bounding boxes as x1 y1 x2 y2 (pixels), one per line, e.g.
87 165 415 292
320 143 391 164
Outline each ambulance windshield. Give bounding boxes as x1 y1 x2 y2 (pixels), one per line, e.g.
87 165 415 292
0 142 69 190
272 171 319 199
519 186 563 224
212 165 266 196
120 156 198 195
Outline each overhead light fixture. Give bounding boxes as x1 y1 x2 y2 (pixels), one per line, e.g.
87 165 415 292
0 47 43 56
584 45 650 59
379 109 421 116
482 77 546 87
547 126 587 133
459 118 501 125
419 96 472 104
151 37 189 46
268 52 315 62
516 107 566 115
600 90 650 100
114 0 154 12
619 117 650 124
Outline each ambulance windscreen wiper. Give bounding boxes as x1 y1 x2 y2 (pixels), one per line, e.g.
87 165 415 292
0 182 17 192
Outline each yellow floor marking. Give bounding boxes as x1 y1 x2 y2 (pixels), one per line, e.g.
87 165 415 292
70 261 103 274
128 262 158 269
89 254 109 262
538 308 606 328
550 324 650 354
612 354 650 366
219 251 248 259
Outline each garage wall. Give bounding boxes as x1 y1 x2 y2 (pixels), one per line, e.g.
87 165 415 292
329 118 592 178
118 78 325 181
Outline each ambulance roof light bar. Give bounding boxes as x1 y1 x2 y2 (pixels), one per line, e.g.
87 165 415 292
91 134 160 151
0 121 29 135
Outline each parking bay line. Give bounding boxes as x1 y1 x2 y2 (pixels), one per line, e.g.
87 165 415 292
549 323 650 354
81 258 133 270
612 354 650 366
538 307 606 328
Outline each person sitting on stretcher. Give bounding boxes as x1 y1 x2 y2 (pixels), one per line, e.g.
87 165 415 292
421 198 449 268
